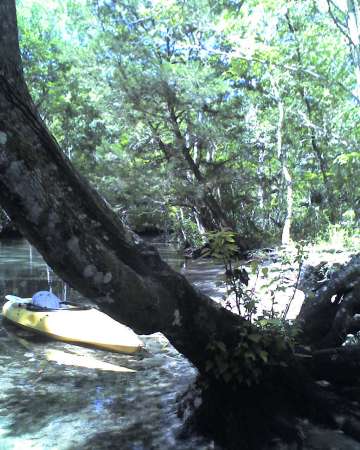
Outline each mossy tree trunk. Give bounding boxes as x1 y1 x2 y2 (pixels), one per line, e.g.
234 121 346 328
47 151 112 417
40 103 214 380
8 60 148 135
0 0 249 375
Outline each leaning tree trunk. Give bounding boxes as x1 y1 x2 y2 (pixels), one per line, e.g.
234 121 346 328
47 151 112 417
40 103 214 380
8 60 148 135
0 0 247 374
0 11 307 450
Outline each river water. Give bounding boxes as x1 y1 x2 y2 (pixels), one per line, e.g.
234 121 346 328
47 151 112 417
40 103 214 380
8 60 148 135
0 239 222 450
2 240 360 450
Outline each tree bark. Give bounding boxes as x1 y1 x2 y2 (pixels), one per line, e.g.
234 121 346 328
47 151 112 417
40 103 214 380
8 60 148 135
347 0 360 98
326 0 360 98
166 98 239 234
297 254 360 348
311 345 360 383
271 77 293 245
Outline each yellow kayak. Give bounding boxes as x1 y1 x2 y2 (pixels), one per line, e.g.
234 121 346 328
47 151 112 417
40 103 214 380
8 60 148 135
2 296 143 354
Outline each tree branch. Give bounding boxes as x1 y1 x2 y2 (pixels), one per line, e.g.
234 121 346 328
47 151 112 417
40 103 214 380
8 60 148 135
177 43 360 105
326 0 352 40
297 255 360 346
310 345 360 383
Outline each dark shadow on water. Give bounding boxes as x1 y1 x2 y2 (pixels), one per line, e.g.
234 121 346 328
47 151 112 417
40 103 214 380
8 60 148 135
0 386 89 437
79 428 155 450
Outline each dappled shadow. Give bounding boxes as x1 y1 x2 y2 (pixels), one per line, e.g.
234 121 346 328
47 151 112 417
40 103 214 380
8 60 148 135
0 383 89 437
78 427 155 450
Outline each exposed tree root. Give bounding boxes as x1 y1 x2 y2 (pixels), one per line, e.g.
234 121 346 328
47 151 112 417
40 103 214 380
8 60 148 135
297 254 360 347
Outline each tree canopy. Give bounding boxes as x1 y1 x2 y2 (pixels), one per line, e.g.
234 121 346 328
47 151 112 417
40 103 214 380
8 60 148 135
14 0 360 245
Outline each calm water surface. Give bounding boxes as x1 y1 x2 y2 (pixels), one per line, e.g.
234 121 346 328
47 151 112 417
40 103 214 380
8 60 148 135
0 239 222 450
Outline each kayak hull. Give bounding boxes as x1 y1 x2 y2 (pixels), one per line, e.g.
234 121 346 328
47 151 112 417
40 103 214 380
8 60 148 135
2 299 143 353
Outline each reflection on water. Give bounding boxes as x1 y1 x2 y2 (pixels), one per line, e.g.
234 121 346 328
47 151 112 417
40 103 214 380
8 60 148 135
0 239 218 450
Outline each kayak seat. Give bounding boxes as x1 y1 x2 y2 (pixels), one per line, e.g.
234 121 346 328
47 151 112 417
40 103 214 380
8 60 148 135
25 302 92 312
32 291 61 309
30 291 92 312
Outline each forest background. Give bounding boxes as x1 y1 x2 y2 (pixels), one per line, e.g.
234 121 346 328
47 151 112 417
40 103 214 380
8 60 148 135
2 0 359 250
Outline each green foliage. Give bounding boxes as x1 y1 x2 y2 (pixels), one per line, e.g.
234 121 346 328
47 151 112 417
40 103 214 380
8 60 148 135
16 0 360 242
256 242 308 321
204 230 238 262
171 213 204 247
206 231 304 351
205 325 290 387
204 230 258 318
315 223 360 253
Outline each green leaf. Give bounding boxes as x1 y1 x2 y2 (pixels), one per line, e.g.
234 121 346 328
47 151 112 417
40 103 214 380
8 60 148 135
247 334 262 343
244 351 256 361
250 261 259 274
215 341 227 353
259 351 268 363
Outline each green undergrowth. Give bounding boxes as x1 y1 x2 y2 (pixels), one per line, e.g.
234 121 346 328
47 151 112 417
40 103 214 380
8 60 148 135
202 227 359 388
312 223 360 253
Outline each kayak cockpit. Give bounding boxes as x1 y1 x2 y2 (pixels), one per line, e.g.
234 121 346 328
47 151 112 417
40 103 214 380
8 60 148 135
2 293 143 353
